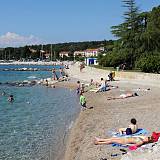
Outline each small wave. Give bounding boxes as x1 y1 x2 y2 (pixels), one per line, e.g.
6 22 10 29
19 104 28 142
27 76 37 79
67 121 74 130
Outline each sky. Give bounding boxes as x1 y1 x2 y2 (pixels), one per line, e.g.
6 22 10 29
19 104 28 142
0 0 159 47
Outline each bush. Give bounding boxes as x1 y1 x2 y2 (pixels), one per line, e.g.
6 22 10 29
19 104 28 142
135 54 160 73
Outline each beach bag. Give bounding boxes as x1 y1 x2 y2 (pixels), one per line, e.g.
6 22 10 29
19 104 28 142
126 128 132 135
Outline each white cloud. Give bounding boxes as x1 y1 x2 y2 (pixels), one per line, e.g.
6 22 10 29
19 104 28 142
0 32 42 48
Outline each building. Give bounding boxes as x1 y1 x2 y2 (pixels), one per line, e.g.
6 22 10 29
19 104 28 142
74 48 103 58
59 51 70 58
73 51 85 57
85 57 98 66
84 49 100 57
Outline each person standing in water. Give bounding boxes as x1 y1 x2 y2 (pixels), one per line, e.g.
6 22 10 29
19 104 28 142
59 67 63 77
52 68 57 80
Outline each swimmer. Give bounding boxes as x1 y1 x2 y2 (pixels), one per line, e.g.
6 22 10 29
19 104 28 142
8 95 14 102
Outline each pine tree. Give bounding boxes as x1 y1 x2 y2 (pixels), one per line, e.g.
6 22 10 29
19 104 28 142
112 0 139 39
111 0 140 67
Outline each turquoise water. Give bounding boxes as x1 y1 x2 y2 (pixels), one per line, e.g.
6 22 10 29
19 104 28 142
0 65 80 160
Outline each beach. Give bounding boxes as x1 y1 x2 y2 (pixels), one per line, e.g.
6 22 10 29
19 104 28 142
63 63 160 160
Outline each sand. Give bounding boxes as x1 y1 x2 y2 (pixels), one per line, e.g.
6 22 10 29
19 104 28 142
61 63 160 160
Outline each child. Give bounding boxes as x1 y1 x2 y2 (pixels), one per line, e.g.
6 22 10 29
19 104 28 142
79 92 87 110
119 118 138 135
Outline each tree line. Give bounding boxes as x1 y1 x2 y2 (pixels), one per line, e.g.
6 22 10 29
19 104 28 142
98 0 160 73
0 40 113 61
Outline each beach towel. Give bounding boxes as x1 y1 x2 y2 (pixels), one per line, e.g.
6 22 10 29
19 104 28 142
112 128 149 137
111 129 149 148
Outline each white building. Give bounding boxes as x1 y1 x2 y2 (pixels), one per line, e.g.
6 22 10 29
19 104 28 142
59 51 70 58
84 49 100 57
73 51 85 57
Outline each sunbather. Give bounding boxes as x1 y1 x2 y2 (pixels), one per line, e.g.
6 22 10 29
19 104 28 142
107 92 138 100
94 135 154 147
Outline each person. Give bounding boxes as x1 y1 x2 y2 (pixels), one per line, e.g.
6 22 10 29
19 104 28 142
90 79 94 86
107 92 138 100
76 81 81 94
65 74 69 81
80 64 83 72
59 67 63 77
45 79 49 86
80 63 85 72
52 68 57 80
65 64 69 69
119 118 138 135
79 92 87 110
94 135 155 148
108 71 114 81
81 83 85 93
8 95 14 102
98 78 109 92
99 78 106 91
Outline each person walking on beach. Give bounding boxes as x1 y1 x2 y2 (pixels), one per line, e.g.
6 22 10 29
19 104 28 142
80 63 85 72
80 92 87 110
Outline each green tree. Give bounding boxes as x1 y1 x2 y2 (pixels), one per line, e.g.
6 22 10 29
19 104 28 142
111 0 140 67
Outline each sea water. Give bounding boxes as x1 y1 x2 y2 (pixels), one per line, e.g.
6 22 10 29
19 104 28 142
0 65 80 160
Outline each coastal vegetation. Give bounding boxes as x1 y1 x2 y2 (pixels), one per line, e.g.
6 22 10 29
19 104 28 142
98 0 160 73
0 40 112 62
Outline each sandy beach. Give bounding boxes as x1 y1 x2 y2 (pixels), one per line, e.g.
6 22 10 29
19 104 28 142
62 63 160 160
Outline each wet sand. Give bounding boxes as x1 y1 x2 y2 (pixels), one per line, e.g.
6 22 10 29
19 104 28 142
61 64 160 160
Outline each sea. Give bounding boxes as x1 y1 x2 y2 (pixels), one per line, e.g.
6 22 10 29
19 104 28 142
0 65 80 160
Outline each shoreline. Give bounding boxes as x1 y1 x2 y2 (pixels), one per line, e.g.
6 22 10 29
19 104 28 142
63 63 160 160
0 61 73 66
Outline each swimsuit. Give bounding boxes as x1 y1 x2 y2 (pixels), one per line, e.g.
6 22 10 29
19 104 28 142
126 137 144 143
120 94 127 98
134 137 144 143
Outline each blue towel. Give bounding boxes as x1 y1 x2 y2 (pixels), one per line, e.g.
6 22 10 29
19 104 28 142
112 128 149 137
111 128 149 147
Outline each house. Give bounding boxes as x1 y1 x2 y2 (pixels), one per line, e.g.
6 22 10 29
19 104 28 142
59 51 70 58
73 51 85 57
84 49 100 57
73 48 103 58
